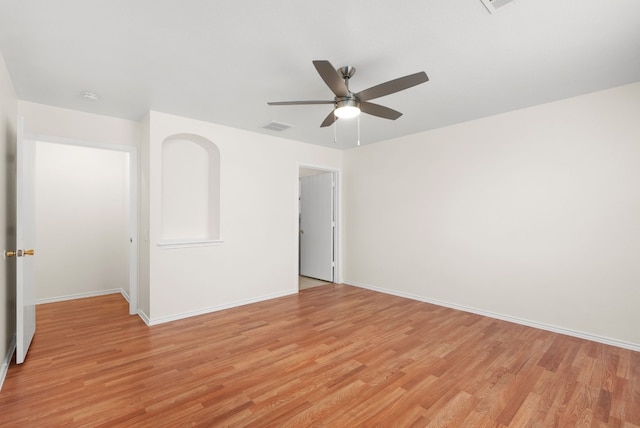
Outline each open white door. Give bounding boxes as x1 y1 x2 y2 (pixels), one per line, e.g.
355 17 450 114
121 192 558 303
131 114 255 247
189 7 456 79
299 172 334 282
16 116 36 364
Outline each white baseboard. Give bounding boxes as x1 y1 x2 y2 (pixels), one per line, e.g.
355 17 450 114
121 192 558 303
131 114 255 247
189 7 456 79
344 280 640 353
146 290 297 326
35 288 127 305
138 309 151 326
0 335 16 391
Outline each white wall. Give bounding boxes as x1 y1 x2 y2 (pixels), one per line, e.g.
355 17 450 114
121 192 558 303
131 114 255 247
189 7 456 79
344 82 640 349
17 102 140 301
17 101 140 148
34 142 129 301
0 51 17 384
143 111 343 322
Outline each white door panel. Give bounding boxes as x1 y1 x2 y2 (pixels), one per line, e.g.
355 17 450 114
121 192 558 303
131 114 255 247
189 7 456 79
16 116 36 364
299 173 333 282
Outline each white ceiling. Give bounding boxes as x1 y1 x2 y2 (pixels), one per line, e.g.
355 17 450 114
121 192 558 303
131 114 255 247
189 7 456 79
1 0 639 149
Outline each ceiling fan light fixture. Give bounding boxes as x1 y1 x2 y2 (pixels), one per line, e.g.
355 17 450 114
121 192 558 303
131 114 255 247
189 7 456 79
334 99 360 119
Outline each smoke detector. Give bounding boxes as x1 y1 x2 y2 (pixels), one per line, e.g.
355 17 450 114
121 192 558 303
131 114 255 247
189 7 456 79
82 91 99 101
480 0 516 14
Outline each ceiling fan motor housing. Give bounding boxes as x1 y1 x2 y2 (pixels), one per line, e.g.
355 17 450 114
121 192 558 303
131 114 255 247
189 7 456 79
335 98 359 109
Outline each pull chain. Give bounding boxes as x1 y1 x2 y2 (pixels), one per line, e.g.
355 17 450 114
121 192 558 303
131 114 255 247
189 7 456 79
332 113 362 147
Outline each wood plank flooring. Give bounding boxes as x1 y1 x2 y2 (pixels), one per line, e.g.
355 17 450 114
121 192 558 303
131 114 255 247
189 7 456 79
1 284 638 427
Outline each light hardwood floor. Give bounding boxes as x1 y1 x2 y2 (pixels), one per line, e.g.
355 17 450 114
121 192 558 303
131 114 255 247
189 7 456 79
1 284 638 427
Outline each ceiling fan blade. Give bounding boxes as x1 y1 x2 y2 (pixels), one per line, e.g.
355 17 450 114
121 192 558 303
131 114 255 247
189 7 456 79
313 60 349 97
320 110 337 128
356 71 428 102
360 102 403 120
268 100 334 106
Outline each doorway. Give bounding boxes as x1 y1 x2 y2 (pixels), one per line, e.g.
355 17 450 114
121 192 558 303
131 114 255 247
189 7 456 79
33 137 138 314
298 166 338 290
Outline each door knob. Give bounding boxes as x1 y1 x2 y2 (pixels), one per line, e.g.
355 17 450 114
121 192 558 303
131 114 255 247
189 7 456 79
4 249 35 258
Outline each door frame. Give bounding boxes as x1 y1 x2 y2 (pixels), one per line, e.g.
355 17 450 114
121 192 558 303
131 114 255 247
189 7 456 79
33 134 138 315
297 164 340 285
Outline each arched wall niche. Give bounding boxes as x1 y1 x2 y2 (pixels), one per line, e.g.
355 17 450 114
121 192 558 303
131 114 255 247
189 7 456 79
160 133 221 248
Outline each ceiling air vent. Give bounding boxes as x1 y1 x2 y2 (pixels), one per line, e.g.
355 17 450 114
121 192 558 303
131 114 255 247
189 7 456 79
480 0 516 14
262 121 293 132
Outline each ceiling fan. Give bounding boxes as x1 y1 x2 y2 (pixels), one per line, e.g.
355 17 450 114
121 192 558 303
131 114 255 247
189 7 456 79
268 60 429 127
